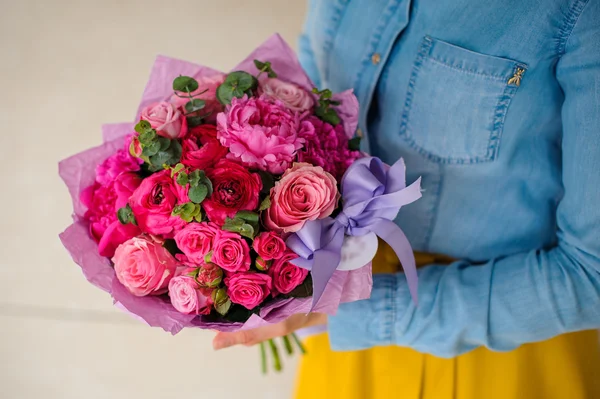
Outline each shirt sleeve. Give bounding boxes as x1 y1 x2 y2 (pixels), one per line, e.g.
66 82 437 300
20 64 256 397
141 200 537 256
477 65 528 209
328 0 600 358
297 0 323 89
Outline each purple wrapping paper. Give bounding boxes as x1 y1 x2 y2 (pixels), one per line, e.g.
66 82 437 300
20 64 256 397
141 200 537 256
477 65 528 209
59 34 372 334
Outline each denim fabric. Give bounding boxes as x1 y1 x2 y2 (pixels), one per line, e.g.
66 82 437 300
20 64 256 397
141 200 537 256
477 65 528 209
299 0 600 357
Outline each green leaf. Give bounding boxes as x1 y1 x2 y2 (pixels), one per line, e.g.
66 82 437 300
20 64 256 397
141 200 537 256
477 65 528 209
188 170 201 187
185 99 206 113
116 205 135 225
238 223 255 239
170 163 185 178
186 116 204 127
259 196 271 211
188 184 208 204
142 140 161 157
258 170 275 195
225 71 257 91
348 136 361 151
201 174 213 197
134 120 153 134
320 108 341 125
216 83 243 105
158 137 171 151
219 304 255 322
286 274 313 298
267 70 278 78
235 211 259 223
176 171 188 186
149 150 171 166
173 75 199 92
138 129 156 144
253 60 266 70
168 139 182 164
215 298 232 316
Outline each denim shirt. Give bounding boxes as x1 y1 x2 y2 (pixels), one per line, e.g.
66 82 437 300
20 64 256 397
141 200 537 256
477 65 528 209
299 0 600 357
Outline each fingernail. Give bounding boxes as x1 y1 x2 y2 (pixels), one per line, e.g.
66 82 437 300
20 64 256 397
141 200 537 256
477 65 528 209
213 338 230 350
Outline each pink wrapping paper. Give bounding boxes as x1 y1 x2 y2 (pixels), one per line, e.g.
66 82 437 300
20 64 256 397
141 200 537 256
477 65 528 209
59 34 372 334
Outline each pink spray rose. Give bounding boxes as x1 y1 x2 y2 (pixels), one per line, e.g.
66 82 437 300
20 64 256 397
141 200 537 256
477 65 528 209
81 172 142 257
263 163 340 233
257 78 315 112
225 272 272 310
95 147 142 186
216 96 308 174
252 231 286 260
140 102 187 139
203 159 262 225
174 222 219 265
129 170 188 237
297 116 362 180
112 235 178 296
168 275 213 315
211 230 251 273
180 125 228 170
269 251 309 295
170 74 225 123
195 262 224 287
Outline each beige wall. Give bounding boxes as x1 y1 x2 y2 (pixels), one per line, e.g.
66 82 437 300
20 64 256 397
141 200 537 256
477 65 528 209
0 1 307 398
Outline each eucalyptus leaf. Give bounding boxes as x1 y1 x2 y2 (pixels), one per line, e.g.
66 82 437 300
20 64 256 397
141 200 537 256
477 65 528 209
186 116 204 127
142 140 161 157
238 223 255 239
173 76 199 92
225 71 257 91
235 211 259 223
215 298 232 316
188 170 201 187
171 163 185 178
185 99 206 113
189 185 208 204
176 171 188 186
135 120 152 134
117 207 130 225
138 129 156 144
149 150 171 166
158 137 171 151
267 70 278 78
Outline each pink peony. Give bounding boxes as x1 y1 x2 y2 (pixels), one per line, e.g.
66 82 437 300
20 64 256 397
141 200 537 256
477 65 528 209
211 230 251 273
225 272 272 310
129 170 188 237
297 116 362 180
180 125 228 170
203 159 262 225
269 251 308 295
263 163 340 233
95 147 142 186
252 231 286 260
216 96 308 174
140 102 187 139
257 78 314 112
168 275 213 315
171 74 225 124
112 235 178 296
81 172 142 257
174 222 219 265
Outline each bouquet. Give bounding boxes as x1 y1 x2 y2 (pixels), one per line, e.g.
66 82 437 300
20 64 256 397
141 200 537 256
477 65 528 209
59 34 421 372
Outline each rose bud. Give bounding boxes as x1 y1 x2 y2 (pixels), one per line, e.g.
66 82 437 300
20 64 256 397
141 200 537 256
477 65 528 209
129 136 143 158
255 256 272 271
196 263 223 288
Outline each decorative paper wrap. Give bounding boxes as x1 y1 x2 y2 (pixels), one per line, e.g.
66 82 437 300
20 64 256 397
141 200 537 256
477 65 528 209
59 34 373 334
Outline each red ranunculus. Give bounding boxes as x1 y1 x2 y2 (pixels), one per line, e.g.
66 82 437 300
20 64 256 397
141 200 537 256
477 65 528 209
203 159 262 225
180 125 228 171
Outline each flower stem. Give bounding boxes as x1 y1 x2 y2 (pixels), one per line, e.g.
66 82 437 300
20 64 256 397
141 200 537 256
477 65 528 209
268 339 282 372
291 332 307 355
259 341 267 375
281 335 294 355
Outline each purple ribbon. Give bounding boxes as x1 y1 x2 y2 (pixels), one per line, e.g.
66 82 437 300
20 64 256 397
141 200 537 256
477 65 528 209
287 157 422 310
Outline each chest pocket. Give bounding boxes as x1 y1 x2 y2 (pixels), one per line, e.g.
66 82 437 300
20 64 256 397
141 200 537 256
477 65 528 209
400 36 527 164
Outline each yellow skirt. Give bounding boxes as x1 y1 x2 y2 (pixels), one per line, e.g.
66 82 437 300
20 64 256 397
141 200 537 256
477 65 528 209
294 244 600 399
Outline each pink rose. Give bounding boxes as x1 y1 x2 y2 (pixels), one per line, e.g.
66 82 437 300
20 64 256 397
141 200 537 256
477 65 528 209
195 262 223 287
174 222 219 264
140 102 187 139
95 147 142 186
211 230 251 273
269 251 309 295
225 272 272 310
263 163 340 233
81 172 142 257
297 116 362 180
129 170 188 237
168 275 213 315
180 125 228 170
203 159 262 225
171 74 225 124
252 231 286 260
112 235 178 296
216 96 306 174
258 78 315 112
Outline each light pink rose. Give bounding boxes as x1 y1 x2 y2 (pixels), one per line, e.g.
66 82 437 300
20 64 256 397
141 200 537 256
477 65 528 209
140 102 187 139
258 78 315 112
216 96 306 174
225 272 272 310
112 235 178 296
171 74 225 124
269 251 309 295
168 275 213 315
252 231 286 260
263 163 340 233
81 172 142 257
174 222 219 265
211 230 251 273
129 170 188 237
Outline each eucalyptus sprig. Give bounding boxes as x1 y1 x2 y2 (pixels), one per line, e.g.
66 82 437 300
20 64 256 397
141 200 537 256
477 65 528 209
134 121 182 172
254 59 277 79
312 88 341 125
172 75 210 127
222 210 260 239
216 71 258 105
173 165 213 206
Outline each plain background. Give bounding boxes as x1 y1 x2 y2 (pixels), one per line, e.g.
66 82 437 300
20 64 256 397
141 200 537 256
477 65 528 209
0 1 308 398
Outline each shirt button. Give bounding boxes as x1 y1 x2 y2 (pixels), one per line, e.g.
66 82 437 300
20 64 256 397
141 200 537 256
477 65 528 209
371 53 381 65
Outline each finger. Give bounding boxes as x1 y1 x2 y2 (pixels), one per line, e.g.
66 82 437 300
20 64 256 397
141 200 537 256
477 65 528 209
213 323 288 350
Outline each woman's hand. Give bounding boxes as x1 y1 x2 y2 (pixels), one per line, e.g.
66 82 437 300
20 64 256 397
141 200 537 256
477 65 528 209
212 312 326 350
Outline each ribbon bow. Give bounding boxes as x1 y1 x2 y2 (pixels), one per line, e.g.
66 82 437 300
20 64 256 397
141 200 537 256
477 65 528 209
287 157 422 310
